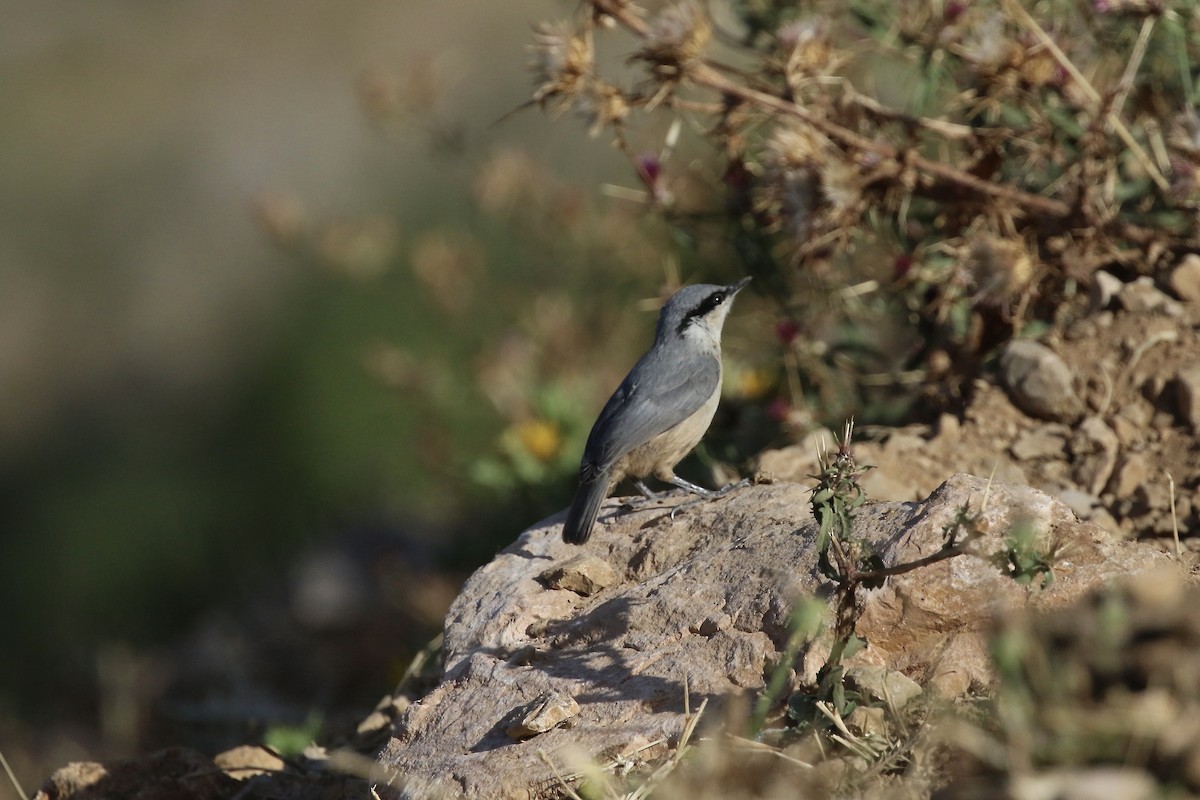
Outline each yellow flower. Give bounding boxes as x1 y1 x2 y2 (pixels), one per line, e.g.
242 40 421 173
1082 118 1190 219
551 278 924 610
511 419 564 463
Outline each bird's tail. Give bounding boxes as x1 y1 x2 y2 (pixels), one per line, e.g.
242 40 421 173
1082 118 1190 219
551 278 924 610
562 472 610 544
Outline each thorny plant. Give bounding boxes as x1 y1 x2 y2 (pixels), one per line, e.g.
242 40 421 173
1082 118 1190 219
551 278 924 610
773 424 1054 748
527 0 1200 418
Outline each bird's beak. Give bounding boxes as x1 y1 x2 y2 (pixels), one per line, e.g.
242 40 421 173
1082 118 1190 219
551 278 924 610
728 276 752 295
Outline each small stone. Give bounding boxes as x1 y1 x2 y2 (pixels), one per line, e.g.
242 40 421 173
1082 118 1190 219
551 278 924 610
1134 482 1171 513
355 710 391 738
846 705 888 737
1118 276 1182 316
1010 428 1067 461
999 340 1084 423
1058 488 1099 520
1070 417 1119 495
1090 507 1122 537
1168 253 1200 303
1011 767 1155 800
540 554 617 596
860 469 917 502
845 665 923 709
1064 318 1094 341
936 413 961 441
1090 270 1122 311
886 432 925 452
1107 452 1149 500
1110 415 1143 449
505 690 580 738
214 745 285 780
694 613 732 636
1174 364 1200 431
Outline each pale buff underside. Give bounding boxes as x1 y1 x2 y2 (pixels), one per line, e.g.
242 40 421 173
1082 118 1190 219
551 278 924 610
606 375 721 488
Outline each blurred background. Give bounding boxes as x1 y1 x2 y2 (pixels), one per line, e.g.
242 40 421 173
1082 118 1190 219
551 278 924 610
7 0 1196 793
0 0 784 789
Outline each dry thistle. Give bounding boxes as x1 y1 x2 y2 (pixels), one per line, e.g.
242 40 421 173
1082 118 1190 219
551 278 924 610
776 16 836 88
963 234 1034 307
574 79 629 137
760 123 862 241
639 1 712 77
529 20 594 113
957 12 1020 76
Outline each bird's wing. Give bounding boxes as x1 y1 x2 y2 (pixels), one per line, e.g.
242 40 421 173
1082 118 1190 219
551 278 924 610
580 347 719 479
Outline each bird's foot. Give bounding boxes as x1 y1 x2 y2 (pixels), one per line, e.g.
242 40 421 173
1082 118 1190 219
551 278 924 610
666 477 751 520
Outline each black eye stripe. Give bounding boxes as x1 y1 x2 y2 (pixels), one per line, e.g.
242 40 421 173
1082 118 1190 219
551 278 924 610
686 292 725 321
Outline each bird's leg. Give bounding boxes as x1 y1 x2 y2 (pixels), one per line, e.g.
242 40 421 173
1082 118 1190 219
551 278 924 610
634 479 666 500
666 476 751 520
618 478 668 512
666 475 751 497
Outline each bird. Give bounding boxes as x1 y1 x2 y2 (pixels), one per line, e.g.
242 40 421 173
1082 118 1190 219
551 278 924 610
562 276 752 544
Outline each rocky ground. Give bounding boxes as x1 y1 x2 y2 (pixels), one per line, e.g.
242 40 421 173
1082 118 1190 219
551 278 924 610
30 261 1200 798
763 262 1200 549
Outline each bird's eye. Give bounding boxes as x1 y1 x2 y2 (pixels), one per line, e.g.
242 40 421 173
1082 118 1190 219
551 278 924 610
713 292 726 304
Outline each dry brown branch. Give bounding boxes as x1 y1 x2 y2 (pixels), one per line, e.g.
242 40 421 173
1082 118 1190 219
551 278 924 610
998 0 1169 192
591 0 1075 220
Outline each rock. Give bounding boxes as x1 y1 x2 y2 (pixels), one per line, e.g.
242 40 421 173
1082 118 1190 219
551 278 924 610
1118 276 1183 316
505 690 580 738
886 432 926 452
1107 452 1150 500
846 705 888 737
538 553 617 596
1168 254 1200 303
694 612 732 636
860 467 918 502
1070 417 1119 496
1110 414 1144 449
1057 488 1099 520
845 665 923 708
936 413 961 441
36 748 239 800
377 475 1172 798
999 340 1083 423
1175 364 1200 431
754 428 834 484
1090 270 1123 311
1010 427 1067 461
1010 768 1156 800
213 745 285 780
355 693 412 748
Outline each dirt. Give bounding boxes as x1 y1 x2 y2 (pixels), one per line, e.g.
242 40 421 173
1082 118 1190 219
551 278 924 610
759 272 1200 554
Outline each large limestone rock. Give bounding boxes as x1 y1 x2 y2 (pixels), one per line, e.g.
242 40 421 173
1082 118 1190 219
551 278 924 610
377 474 1174 798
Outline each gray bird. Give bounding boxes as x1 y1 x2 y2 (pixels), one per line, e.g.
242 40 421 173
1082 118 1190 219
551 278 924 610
563 277 751 544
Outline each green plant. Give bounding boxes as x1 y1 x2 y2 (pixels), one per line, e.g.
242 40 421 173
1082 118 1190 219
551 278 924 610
994 518 1058 588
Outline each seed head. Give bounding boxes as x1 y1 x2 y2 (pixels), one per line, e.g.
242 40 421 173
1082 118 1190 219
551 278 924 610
777 16 835 81
529 20 593 111
964 234 1033 305
640 1 711 76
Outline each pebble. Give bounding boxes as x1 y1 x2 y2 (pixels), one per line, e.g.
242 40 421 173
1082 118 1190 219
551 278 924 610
1168 253 1200 303
1107 452 1149 500
845 665 923 708
1110 414 1144 449
1090 270 1122 311
936 413 961 441
539 554 617 596
999 340 1084 423
1011 427 1068 461
506 690 580 738
1175 364 1200 431
1058 488 1099 519
887 432 926 452
1070 416 1119 496
1118 276 1183 316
